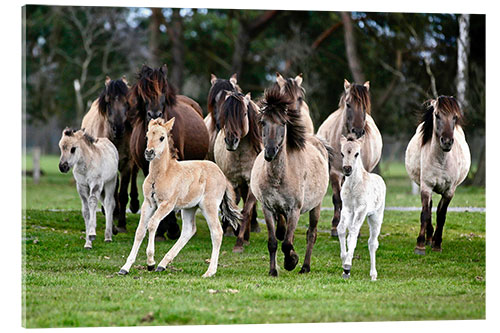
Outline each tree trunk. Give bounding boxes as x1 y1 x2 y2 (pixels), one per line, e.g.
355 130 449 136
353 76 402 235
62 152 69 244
456 14 470 110
231 11 279 79
149 8 162 66
472 143 485 187
341 12 365 83
168 9 185 90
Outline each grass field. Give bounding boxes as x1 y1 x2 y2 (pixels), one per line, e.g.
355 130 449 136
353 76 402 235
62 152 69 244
22 154 486 327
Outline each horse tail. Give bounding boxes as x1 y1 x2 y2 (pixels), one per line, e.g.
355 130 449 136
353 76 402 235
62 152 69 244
316 135 335 175
220 180 242 230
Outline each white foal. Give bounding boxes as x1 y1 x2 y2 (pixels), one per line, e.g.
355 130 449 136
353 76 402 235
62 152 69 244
58 128 119 249
337 135 386 281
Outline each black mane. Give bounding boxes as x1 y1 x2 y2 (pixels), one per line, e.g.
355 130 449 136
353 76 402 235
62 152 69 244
97 79 129 116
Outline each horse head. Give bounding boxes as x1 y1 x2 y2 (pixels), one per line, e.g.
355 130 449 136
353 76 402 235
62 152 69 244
341 79 371 139
98 76 129 140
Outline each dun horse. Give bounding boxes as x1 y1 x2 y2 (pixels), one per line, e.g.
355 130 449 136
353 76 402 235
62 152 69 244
405 96 470 254
128 64 209 240
275 72 314 133
205 73 241 161
119 118 241 277
214 91 262 252
337 135 386 281
58 128 118 249
81 76 139 232
250 85 331 276
317 79 383 237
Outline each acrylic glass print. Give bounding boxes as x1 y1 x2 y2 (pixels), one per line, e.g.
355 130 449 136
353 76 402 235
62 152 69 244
22 4 485 328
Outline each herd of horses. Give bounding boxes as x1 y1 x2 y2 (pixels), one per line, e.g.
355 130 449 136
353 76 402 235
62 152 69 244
58 64 471 279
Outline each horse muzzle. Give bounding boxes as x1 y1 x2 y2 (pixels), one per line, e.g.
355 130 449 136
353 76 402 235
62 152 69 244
342 166 352 176
264 147 279 162
351 127 365 139
144 149 156 161
225 137 240 151
59 162 70 173
440 137 454 152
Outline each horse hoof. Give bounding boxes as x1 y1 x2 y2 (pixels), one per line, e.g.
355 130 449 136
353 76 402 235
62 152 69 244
414 247 426 255
251 223 261 233
129 199 140 213
284 253 299 271
432 246 442 252
342 264 351 272
84 246 92 250
155 235 167 242
342 272 351 280
104 239 112 243
331 228 338 237
112 225 119 235
155 266 165 272
299 265 310 274
89 235 96 241
232 245 244 253
147 265 155 271
269 269 278 277
118 269 128 275
116 226 127 234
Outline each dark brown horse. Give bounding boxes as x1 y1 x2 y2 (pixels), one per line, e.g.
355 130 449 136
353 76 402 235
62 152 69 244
81 76 140 232
128 64 209 240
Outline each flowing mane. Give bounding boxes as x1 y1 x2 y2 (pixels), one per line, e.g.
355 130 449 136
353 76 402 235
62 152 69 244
127 65 178 123
97 79 129 116
207 78 241 131
420 96 464 147
275 77 305 105
260 85 306 151
339 83 371 115
218 92 262 153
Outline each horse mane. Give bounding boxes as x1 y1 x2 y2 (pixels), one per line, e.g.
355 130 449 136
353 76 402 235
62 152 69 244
275 78 305 104
218 93 262 153
97 79 129 116
127 65 178 124
261 85 306 151
339 83 371 115
83 132 98 146
207 79 241 131
420 95 464 147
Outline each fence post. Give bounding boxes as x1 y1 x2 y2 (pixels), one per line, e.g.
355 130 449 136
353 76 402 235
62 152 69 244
33 147 41 185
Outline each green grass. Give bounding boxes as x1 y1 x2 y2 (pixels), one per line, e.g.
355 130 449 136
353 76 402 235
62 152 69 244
22 155 486 327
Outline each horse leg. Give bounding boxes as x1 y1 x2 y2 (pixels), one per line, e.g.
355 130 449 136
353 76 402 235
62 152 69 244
367 210 383 281
103 177 116 242
157 208 198 271
87 185 102 245
330 174 343 237
201 204 223 277
77 183 92 249
282 208 300 271
275 214 286 241
431 193 453 252
415 189 432 255
156 212 180 241
145 202 175 270
233 188 257 253
337 211 349 274
262 207 278 276
117 166 131 233
343 210 366 278
129 164 140 213
299 204 320 274
119 200 156 274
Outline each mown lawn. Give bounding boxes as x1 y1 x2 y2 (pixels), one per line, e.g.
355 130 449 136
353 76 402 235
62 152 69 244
22 155 486 327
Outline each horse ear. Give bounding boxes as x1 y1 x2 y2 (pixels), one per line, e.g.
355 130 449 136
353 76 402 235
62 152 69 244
295 73 303 86
160 64 168 78
243 92 251 107
121 75 129 86
105 76 111 87
210 74 217 86
276 72 286 88
430 99 438 110
344 79 351 92
164 117 175 131
363 81 370 91
63 127 74 136
230 73 238 87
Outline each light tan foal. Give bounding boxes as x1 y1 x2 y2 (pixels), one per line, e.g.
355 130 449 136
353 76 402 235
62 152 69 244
119 117 241 277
